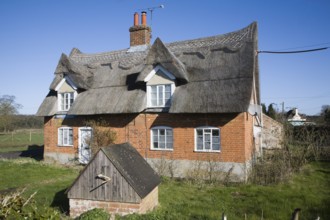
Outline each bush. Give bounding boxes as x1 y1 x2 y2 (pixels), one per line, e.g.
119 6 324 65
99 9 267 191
0 189 62 219
249 123 329 185
84 119 117 155
76 208 110 220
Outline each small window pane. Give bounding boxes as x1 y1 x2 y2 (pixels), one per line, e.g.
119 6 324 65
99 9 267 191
212 129 219 136
153 142 158 148
205 133 211 142
151 86 157 93
212 143 220 151
69 129 73 145
165 85 171 92
63 129 68 144
205 142 211 150
159 142 165 149
212 136 220 144
58 129 63 145
166 129 172 136
159 135 165 142
159 129 165 135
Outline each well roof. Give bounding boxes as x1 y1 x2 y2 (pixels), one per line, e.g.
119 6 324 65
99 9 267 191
101 143 161 198
36 22 259 116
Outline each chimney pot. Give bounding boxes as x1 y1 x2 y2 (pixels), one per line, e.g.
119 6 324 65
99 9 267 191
141 11 147 26
134 12 139 26
129 11 151 47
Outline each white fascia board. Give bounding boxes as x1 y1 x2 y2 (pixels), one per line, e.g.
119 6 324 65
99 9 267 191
144 65 176 82
55 76 78 91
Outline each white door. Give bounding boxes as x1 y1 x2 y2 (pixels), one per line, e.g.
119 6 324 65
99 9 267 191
78 127 93 164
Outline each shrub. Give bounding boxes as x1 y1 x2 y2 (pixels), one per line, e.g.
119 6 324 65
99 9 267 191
249 123 329 185
76 208 110 220
0 189 62 219
84 119 117 155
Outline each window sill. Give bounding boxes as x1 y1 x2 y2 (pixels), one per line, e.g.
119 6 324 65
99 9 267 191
150 148 173 151
57 145 74 147
145 107 170 113
194 150 221 153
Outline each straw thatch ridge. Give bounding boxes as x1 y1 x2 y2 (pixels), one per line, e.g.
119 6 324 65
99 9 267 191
36 22 259 116
136 37 189 84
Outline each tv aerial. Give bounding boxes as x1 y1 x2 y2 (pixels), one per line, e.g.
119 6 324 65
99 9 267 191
139 4 164 27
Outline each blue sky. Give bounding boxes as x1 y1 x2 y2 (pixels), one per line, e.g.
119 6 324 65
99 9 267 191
0 0 329 115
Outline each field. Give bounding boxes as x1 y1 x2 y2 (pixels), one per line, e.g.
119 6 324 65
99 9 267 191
0 129 43 152
0 158 329 220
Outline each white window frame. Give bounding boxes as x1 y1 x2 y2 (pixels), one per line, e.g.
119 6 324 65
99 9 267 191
147 84 175 108
145 65 176 108
144 65 176 82
55 76 78 112
150 126 173 151
58 127 74 146
58 92 76 111
194 126 221 152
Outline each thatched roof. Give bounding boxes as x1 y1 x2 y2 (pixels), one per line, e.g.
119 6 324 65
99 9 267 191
37 22 259 116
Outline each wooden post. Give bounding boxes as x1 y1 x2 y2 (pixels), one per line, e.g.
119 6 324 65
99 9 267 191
29 130 32 142
291 208 301 220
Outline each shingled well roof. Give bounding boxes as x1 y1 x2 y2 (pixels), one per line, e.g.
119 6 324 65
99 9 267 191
36 22 259 116
101 143 161 198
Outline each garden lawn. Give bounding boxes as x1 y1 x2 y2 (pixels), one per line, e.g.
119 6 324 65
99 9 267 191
0 129 43 152
0 159 78 214
0 159 329 220
120 162 330 220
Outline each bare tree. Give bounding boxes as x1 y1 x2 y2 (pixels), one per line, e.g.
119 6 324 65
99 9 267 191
84 119 117 155
0 95 22 132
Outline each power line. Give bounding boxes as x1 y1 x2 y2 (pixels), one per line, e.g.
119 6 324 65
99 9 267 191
258 47 329 54
267 42 330 51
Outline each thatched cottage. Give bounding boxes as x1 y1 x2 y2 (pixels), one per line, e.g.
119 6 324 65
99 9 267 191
37 12 262 180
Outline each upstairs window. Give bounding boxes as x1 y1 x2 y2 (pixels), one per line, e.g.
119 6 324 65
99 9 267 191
151 126 173 150
59 92 74 111
55 76 77 112
195 127 220 152
58 127 73 146
145 66 176 108
150 84 172 107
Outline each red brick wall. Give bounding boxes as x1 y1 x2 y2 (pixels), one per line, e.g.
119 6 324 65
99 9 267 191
43 112 254 163
69 187 158 218
129 26 151 47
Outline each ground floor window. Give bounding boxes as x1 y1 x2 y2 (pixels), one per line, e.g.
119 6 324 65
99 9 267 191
195 127 220 152
151 126 173 150
58 127 73 146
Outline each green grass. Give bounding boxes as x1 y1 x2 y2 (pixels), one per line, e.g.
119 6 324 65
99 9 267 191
0 159 79 214
0 129 43 152
121 162 330 220
0 159 329 219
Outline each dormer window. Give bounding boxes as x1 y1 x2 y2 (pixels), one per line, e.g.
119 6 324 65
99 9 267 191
145 66 175 108
55 76 77 112
59 92 74 111
150 84 172 107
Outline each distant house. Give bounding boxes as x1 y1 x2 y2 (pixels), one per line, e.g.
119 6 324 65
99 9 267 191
37 12 262 180
66 143 160 217
287 108 307 126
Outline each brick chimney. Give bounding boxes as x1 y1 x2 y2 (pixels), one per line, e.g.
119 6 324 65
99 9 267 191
129 12 151 47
